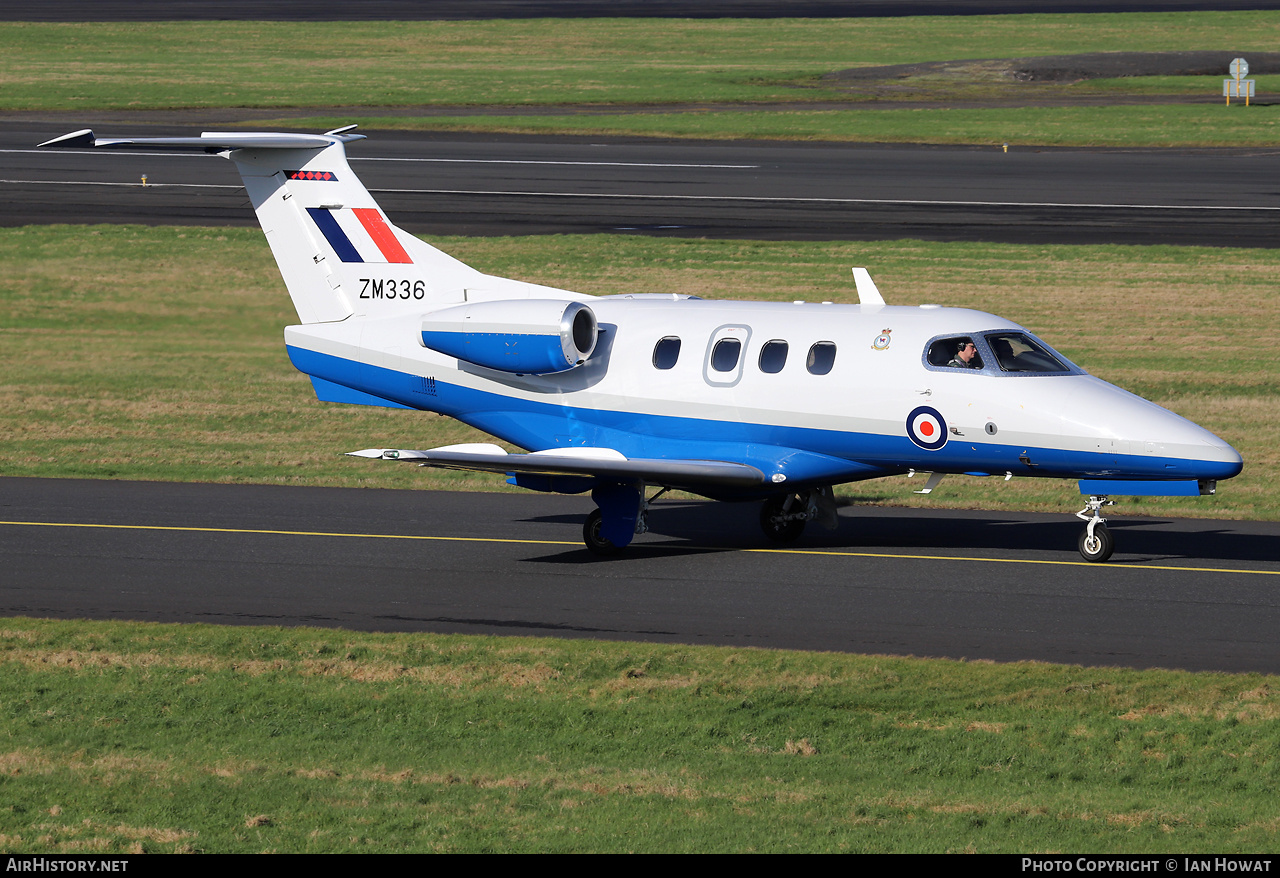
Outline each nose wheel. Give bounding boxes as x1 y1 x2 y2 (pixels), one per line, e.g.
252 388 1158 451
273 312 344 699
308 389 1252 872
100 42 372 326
1077 522 1114 562
1074 495 1115 563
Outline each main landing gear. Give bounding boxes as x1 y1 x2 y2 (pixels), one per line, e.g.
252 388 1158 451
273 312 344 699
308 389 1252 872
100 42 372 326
1075 494 1115 563
582 484 669 556
759 487 839 543
582 485 841 554
582 508 620 555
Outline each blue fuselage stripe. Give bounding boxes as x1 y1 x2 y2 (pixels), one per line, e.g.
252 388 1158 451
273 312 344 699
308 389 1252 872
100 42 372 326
285 345 1241 484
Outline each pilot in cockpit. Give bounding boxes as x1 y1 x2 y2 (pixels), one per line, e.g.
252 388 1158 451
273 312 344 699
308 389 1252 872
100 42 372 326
948 340 980 369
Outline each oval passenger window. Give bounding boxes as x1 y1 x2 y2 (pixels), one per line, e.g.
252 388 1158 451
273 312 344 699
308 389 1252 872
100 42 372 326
758 340 788 374
806 341 836 375
652 336 681 370
711 338 742 373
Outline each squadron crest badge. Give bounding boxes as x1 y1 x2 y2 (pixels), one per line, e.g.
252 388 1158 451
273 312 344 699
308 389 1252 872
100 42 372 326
872 328 892 351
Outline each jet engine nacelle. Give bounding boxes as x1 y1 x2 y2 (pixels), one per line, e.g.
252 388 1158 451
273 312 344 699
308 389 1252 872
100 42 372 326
420 299 598 374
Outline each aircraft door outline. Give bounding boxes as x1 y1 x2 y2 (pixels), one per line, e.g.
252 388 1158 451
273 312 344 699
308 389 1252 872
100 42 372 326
702 324 752 388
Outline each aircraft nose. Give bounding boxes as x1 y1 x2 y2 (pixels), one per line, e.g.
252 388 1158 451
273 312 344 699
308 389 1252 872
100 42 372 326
1194 434 1244 479
1119 398 1243 480
1058 376 1243 481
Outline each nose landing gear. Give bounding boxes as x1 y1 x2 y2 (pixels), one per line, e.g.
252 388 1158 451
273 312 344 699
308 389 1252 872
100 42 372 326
1074 495 1115 562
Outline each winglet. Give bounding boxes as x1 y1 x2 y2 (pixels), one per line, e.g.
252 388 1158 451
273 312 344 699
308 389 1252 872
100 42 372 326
852 267 885 305
38 129 96 149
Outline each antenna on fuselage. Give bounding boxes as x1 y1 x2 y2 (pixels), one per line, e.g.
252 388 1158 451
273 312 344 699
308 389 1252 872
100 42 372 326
852 267 884 305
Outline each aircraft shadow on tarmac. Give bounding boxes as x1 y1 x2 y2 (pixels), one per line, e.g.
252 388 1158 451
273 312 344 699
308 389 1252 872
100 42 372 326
521 503 1280 565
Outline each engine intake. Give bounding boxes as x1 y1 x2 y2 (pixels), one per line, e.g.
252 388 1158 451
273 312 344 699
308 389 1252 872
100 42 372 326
420 299 598 374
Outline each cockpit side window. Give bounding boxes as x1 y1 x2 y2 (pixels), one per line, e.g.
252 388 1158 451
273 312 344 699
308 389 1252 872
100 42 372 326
985 332 1070 373
928 336 983 370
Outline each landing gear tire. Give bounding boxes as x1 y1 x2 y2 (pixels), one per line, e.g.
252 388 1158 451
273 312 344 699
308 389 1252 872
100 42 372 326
583 508 620 556
1078 522 1114 563
760 494 806 543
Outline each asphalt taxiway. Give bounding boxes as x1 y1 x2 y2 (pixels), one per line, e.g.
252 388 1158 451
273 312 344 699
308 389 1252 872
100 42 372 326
3 478 1277 673
5 123 1280 246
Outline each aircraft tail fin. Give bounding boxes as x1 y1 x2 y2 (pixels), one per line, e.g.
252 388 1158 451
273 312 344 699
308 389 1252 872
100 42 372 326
39 127 488 324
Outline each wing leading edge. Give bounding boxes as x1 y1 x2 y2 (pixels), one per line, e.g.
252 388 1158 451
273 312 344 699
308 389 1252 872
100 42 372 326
348 443 769 493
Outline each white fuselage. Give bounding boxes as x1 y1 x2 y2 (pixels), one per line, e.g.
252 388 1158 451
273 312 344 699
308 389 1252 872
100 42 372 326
285 294 1242 494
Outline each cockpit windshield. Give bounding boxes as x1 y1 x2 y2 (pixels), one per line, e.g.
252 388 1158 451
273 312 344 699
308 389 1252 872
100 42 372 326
984 331 1072 373
924 330 1079 376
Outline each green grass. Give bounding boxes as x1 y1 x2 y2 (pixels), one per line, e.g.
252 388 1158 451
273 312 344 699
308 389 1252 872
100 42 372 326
278 103 1280 147
1 225 1276 520
1087 74 1280 95
5 14 1280 146
1 617 1278 852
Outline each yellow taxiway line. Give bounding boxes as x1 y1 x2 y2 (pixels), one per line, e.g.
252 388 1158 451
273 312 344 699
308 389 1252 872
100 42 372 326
3 519 1276 577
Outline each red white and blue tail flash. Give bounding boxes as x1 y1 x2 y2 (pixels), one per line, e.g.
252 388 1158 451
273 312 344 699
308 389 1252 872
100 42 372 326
308 207 413 264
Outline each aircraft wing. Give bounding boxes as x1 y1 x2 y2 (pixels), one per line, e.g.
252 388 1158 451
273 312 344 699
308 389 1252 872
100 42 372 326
347 443 769 490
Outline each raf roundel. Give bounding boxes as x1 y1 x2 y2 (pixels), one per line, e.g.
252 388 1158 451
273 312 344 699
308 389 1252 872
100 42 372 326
906 405 948 450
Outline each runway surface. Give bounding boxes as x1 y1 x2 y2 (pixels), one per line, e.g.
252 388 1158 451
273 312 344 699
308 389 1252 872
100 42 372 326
5 123 1280 246
3 478 1277 673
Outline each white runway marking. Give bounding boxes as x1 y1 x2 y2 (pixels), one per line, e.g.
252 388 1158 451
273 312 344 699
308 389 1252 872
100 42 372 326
2 148 756 168
4 177 1278 212
352 156 759 169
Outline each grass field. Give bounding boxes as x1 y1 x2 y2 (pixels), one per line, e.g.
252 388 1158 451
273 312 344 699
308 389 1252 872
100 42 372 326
1 617 1278 853
277 103 1280 147
4 13 1280 146
1 224 1275 520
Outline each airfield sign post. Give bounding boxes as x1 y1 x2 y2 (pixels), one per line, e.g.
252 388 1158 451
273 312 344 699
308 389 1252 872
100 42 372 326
1225 57 1255 106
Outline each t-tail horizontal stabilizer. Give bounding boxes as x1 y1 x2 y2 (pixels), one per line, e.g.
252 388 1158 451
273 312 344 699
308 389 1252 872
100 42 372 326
37 128 365 152
38 125 490 326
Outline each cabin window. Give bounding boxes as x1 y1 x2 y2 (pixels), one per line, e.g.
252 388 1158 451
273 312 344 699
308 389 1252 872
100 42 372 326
806 341 836 375
928 336 984 370
758 340 788 374
653 336 681 370
985 332 1070 373
711 338 742 373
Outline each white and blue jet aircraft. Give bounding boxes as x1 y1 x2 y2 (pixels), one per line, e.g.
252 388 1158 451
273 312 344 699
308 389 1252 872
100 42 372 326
41 127 1243 562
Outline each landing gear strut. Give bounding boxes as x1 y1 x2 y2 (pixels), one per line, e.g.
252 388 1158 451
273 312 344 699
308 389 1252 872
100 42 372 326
1074 495 1115 563
582 484 667 556
759 487 838 543
760 493 807 542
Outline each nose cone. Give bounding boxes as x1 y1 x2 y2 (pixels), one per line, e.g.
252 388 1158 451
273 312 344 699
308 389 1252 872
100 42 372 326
1186 433 1245 480
1058 376 1243 481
